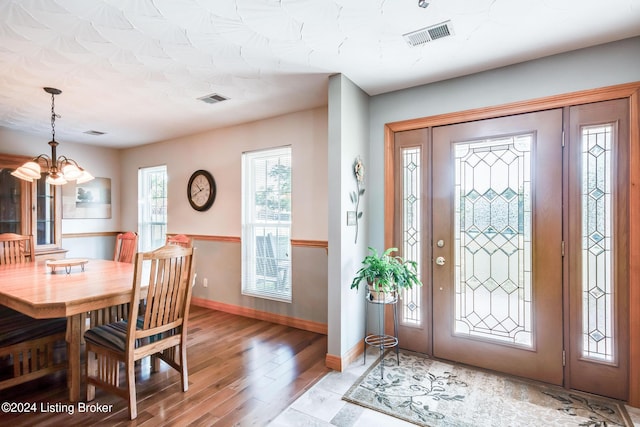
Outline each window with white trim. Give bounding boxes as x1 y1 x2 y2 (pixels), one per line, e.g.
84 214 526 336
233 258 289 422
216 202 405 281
138 165 167 252
242 147 292 302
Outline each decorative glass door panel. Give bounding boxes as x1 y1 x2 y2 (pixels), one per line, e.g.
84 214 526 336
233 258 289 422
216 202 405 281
432 110 564 385
581 124 614 362
453 135 532 347
395 128 431 355
401 146 422 326
567 99 629 400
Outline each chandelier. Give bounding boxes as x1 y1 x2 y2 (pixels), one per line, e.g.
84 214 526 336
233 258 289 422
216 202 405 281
11 87 94 186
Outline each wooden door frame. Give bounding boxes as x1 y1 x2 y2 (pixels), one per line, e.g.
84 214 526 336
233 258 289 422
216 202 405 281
383 81 640 408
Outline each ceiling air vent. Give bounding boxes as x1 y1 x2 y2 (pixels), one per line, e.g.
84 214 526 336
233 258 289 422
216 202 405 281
403 20 453 47
84 130 105 136
198 93 229 104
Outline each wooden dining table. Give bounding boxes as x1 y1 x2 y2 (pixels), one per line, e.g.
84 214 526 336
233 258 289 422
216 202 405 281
0 258 136 402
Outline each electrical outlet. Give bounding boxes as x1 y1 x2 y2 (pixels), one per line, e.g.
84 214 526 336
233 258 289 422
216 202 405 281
203 278 208 288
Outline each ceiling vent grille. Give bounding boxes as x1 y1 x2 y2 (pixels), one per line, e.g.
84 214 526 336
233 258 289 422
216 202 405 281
403 20 453 47
198 93 229 104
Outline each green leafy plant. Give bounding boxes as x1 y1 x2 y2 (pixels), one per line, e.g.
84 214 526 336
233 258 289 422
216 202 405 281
351 247 422 293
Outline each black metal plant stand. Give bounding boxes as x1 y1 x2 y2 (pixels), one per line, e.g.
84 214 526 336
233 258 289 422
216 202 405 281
363 290 399 379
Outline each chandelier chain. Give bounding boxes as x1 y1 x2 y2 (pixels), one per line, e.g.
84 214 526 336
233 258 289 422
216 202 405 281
50 91 57 141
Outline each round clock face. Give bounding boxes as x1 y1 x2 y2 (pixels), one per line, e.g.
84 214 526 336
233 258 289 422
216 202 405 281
187 170 216 211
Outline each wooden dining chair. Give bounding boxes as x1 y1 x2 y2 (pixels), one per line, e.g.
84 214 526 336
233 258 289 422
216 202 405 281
166 234 192 248
0 233 35 264
114 231 138 263
88 231 139 328
84 244 196 420
0 233 67 390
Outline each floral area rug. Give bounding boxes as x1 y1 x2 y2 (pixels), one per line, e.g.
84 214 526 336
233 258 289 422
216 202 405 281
343 351 632 427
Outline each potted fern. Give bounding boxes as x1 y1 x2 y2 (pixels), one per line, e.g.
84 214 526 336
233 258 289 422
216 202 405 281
350 247 422 303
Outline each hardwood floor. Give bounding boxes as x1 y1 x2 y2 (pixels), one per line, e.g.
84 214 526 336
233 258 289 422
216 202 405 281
0 305 330 426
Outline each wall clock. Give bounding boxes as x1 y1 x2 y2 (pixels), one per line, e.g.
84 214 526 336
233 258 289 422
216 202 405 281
187 169 216 211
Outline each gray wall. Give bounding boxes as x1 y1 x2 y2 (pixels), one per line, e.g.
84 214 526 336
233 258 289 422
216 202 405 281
327 74 371 357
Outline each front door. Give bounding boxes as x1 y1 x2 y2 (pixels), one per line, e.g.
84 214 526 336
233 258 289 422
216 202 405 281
393 100 630 399
431 110 564 384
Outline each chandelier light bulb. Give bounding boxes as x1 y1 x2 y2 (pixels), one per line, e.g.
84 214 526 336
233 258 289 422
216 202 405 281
62 163 82 180
75 170 95 184
10 169 34 182
46 174 68 186
18 161 42 179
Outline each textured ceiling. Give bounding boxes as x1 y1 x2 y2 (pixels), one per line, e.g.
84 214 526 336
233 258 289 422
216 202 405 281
0 0 638 148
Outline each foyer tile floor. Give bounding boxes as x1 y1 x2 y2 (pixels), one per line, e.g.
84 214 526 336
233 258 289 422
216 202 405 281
269 348 640 427
628 406 640 426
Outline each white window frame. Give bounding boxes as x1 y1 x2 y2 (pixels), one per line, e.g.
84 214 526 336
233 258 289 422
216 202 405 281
242 146 292 302
138 165 167 252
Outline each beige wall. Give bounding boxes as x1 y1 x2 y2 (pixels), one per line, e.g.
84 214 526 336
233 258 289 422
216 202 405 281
120 107 329 324
120 107 327 240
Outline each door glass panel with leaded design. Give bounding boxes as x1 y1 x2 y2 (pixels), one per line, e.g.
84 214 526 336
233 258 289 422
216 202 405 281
401 146 422 327
581 124 613 362
453 135 533 348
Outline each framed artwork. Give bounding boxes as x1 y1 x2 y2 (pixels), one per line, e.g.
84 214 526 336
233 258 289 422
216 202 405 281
62 177 112 219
